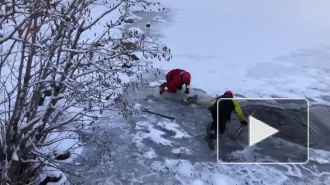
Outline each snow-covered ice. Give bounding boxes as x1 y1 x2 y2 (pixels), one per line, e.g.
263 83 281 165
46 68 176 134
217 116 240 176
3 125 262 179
69 67 330 184
152 16 166 22
172 147 192 155
135 121 173 146
109 28 122 39
156 120 191 139
128 27 144 34
155 0 330 106
58 0 330 184
148 80 166 87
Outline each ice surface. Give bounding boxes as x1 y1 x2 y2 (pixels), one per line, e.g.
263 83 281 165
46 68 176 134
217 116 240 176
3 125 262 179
69 82 330 184
155 0 330 105
148 81 163 87
61 1 330 184
172 147 192 154
156 120 191 139
135 121 173 146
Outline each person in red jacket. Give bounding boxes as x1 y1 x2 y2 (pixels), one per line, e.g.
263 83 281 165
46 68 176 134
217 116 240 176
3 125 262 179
159 69 191 95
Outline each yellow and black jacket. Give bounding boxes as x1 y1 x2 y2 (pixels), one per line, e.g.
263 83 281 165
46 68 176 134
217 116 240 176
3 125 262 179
209 94 245 122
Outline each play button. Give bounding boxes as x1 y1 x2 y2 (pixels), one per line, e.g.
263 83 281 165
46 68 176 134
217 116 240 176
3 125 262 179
249 116 279 147
217 98 308 164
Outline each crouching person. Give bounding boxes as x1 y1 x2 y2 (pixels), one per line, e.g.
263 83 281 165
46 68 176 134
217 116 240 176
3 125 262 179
159 69 191 95
206 90 247 150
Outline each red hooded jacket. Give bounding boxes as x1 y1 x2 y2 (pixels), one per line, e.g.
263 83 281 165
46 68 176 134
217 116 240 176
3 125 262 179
161 69 191 94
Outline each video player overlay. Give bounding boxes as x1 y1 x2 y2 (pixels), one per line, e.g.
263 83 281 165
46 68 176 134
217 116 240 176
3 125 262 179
216 98 308 164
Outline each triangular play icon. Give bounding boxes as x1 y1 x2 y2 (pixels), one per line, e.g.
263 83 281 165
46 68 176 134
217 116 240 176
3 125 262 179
249 116 279 147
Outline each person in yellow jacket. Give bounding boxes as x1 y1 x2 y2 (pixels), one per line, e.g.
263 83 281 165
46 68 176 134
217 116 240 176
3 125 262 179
206 91 247 148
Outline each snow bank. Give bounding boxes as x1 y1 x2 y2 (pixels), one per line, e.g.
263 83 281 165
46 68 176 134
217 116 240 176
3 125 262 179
45 130 83 162
39 166 66 185
109 28 122 39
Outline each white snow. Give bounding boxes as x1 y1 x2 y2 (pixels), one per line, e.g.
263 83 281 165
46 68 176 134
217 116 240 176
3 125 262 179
130 2 165 13
191 180 204 185
12 150 18 161
45 130 83 162
211 174 236 185
128 27 144 34
133 103 142 110
146 99 154 103
39 166 67 185
156 120 191 139
134 121 173 146
150 159 291 184
125 14 143 20
144 149 157 159
155 0 330 105
148 80 164 87
313 158 330 164
131 51 144 59
109 28 122 39
172 147 192 154
152 16 166 22
310 149 330 164
117 72 131 84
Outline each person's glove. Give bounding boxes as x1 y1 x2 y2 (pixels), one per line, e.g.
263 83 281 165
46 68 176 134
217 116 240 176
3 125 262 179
241 120 248 125
185 89 189 94
159 88 166 95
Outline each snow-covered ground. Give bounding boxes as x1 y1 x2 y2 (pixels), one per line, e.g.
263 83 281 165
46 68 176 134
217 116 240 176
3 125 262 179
154 0 330 105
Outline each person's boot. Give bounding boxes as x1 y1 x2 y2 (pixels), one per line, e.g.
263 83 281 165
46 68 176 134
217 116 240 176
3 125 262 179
205 130 216 150
208 139 215 150
160 82 167 88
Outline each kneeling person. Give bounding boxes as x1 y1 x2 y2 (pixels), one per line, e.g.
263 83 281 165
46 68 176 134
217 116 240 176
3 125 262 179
159 69 191 95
